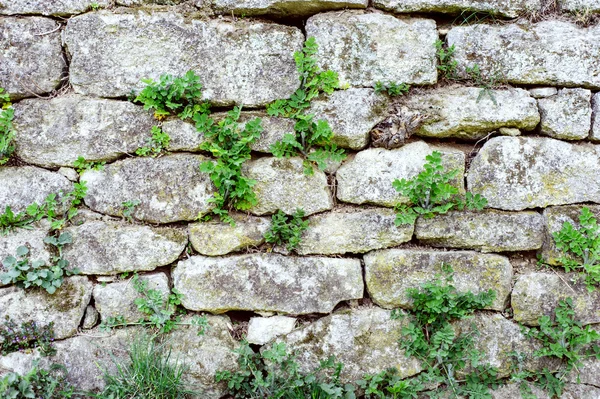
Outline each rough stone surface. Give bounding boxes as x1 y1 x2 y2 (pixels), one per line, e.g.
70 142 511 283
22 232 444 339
415 210 544 252
512 272 600 326
81 154 215 223
13 96 154 167
0 166 73 214
373 0 540 17
94 273 170 323
64 12 303 106
560 0 600 12
272 307 422 383
336 142 465 207
540 205 600 266
0 17 65 100
296 207 414 255
529 87 558 98
0 276 92 339
247 316 296 345
447 21 600 89
467 137 600 210
308 88 389 149
244 157 333 216
401 86 539 139
538 88 592 140
173 254 363 314
58 167 79 182
189 214 270 256
364 249 513 311
213 0 367 17
82 305 99 329
63 220 187 275
306 11 437 87
591 92 600 142
0 0 109 15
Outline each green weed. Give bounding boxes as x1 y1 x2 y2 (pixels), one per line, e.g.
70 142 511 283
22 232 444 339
374 81 410 97
135 126 170 157
121 199 140 223
264 209 309 251
0 317 56 356
0 88 14 165
1 361 75 399
73 156 105 174
435 40 459 80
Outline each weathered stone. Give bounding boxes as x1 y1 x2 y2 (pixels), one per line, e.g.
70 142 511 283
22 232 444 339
538 88 592 140
560 0 600 12
13 96 154 167
173 254 363 314
512 272 600 326
540 205 600 266
213 0 367 17
64 12 303 106
94 273 169 323
82 154 214 223
82 305 99 329
482 383 600 399
364 249 512 311
272 307 422 383
336 142 465 207
401 86 539 139
0 276 92 339
189 214 270 256
0 166 73 213
244 157 333 216
467 137 600 210
0 0 109 15
373 0 540 17
117 0 186 5
63 220 187 275
296 207 413 255
0 17 65 100
247 316 296 345
308 88 389 149
498 127 520 136
415 210 544 252
306 11 437 88
591 92 600 142
529 87 558 98
58 167 79 182
447 21 600 89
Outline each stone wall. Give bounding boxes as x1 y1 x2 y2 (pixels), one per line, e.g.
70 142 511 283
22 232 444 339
1 0 600 398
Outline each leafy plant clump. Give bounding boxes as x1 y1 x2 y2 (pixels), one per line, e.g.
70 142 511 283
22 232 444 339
551 207 600 291
0 232 79 294
0 317 56 356
374 81 410 97
357 368 423 398
73 156 105 174
0 88 15 165
1 361 75 399
267 37 346 175
435 39 459 80
393 151 487 225
121 199 141 223
135 126 170 157
100 274 208 336
264 209 309 251
215 341 356 399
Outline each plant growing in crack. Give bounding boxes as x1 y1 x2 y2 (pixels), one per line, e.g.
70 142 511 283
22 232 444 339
121 200 140 223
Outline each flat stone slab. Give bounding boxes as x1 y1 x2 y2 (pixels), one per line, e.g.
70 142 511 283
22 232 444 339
336 141 465 207
0 166 73 214
296 207 414 255
172 254 363 314
213 0 367 17
82 154 214 223
309 88 389 150
538 88 592 140
0 220 51 285
64 11 303 106
306 11 437 88
560 0 600 12
373 0 540 17
467 137 600 210
0 276 92 339
447 21 600 89
512 272 600 326
0 0 109 16
415 210 544 252
271 307 422 383
401 86 539 140
0 17 65 99
244 157 333 216
93 273 170 323
590 92 599 142
63 220 187 275
247 316 296 345
364 249 513 311
189 214 270 256
13 95 154 167
529 87 558 98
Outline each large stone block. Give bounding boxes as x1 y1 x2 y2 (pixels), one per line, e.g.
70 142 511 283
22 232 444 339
538 88 592 140
560 0 600 12
13 96 154 167
64 12 303 106
591 92 600 142
0 0 109 16
213 0 368 17
172 254 363 314
373 0 540 17
336 142 465 207
81 154 214 224
467 137 600 210
306 11 437 87
364 249 513 311
447 21 600 89
0 17 65 99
